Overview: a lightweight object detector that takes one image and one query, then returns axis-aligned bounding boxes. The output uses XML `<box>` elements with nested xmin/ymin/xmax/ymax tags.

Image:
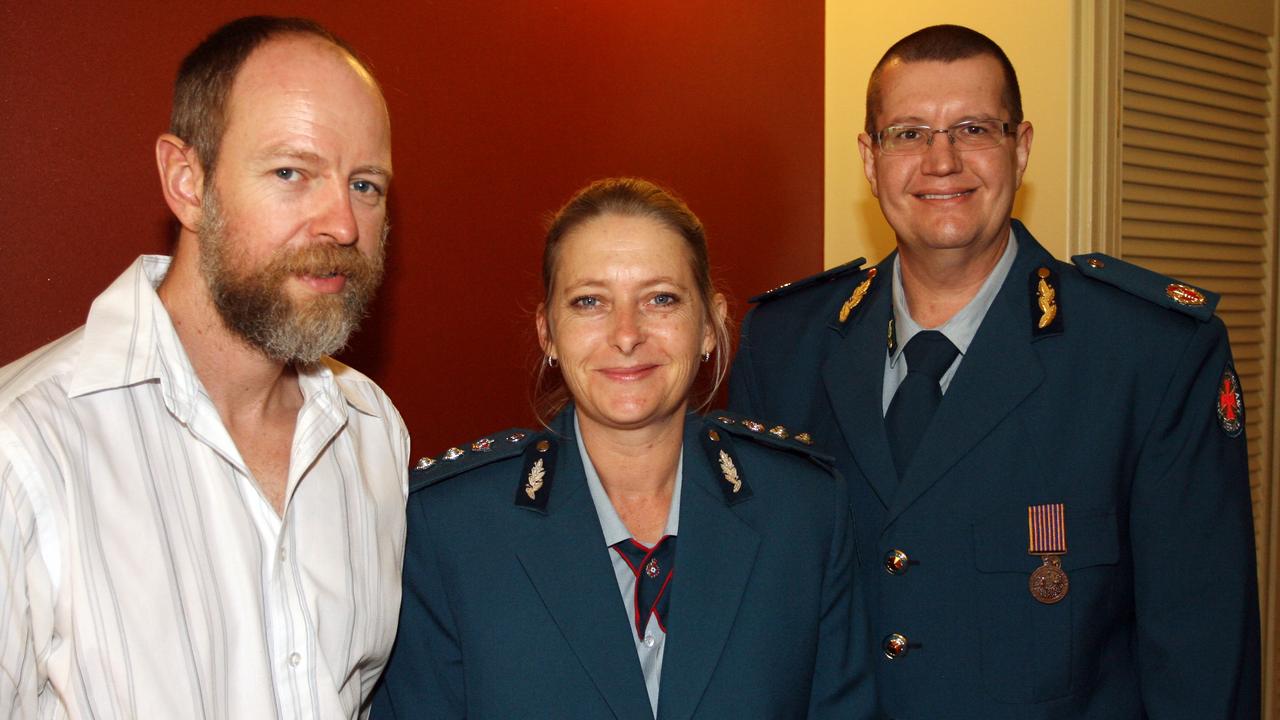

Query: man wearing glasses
<box><xmin>730</xmin><ymin>24</ymin><xmax>1258</xmax><ymax>718</ymax></box>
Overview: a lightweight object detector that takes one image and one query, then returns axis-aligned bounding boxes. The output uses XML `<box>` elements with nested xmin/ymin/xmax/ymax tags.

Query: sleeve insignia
<box><xmin>1217</xmin><ymin>365</ymin><xmax>1245</xmax><ymax>438</ymax></box>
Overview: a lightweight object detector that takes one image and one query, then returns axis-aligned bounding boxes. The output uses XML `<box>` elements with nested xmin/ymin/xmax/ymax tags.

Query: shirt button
<box><xmin>288</xmin><ymin>652</ymin><xmax>301</xmax><ymax>667</ymax></box>
<box><xmin>643</xmin><ymin>635</ymin><xmax>656</xmax><ymax>648</ymax></box>
<box><xmin>278</xmin><ymin>547</ymin><xmax>287</xmax><ymax>562</ymax></box>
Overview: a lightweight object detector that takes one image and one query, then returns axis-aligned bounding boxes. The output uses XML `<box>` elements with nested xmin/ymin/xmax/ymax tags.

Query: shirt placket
<box><xmin>271</xmin><ymin>385</ymin><xmax>346</xmax><ymax>719</ymax></box>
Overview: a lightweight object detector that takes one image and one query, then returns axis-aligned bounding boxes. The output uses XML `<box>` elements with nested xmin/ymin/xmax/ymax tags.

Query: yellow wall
<box><xmin>825</xmin><ymin>2</ymin><xmax>1075</xmax><ymax>267</ymax></box>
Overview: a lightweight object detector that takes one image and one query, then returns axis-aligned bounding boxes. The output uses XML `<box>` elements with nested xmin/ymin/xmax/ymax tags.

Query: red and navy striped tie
<box><xmin>612</xmin><ymin>536</ymin><xmax>676</xmax><ymax>639</ymax></box>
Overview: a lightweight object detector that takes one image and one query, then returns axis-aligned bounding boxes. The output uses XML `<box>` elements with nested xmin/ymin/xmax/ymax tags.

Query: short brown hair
<box><xmin>170</xmin><ymin>16</ymin><xmax>371</xmax><ymax>176</ymax></box>
<box><xmin>534</xmin><ymin>178</ymin><xmax>732</xmax><ymax>424</ymax></box>
<box><xmin>864</xmin><ymin>24</ymin><xmax>1022</xmax><ymax>136</ymax></box>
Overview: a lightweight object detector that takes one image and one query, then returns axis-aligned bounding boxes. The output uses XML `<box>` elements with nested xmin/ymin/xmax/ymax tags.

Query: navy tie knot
<box><xmin>903</xmin><ymin>330</ymin><xmax>959</xmax><ymax>381</ymax></box>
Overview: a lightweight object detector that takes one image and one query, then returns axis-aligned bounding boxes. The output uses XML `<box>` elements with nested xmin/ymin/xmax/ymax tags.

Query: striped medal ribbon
<box><xmin>1027</xmin><ymin>503</ymin><xmax>1069</xmax><ymax>604</ymax></box>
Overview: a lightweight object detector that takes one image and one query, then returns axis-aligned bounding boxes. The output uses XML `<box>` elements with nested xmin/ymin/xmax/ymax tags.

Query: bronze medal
<box><xmin>1029</xmin><ymin>556</ymin><xmax>1069</xmax><ymax>604</ymax></box>
<box><xmin>1027</xmin><ymin>503</ymin><xmax>1069</xmax><ymax>604</ymax></box>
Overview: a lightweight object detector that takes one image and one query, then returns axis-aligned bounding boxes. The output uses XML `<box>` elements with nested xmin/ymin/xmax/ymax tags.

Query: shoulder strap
<box><xmin>1072</xmin><ymin>253</ymin><xmax>1218</xmax><ymax>321</ymax></box>
<box><xmin>749</xmin><ymin>258</ymin><xmax>866</xmax><ymax>303</ymax></box>
<box><xmin>409</xmin><ymin>429</ymin><xmax>536</xmax><ymax>493</ymax></box>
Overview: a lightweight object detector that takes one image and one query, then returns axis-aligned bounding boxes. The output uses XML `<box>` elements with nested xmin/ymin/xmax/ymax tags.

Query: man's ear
<box><xmin>156</xmin><ymin>134</ymin><xmax>206</xmax><ymax>232</ymax></box>
<box><xmin>857</xmin><ymin>133</ymin><xmax>880</xmax><ymax>198</ymax></box>
<box><xmin>1013</xmin><ymin>121</ymin><xmax>1034</xmax><ymax>190</ymax></box>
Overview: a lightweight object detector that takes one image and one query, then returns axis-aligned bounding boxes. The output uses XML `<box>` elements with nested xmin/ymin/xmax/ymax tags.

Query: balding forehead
<box><xmin>236</xmin><ymin>35</ymin><xmax>387</xmax><ymax>108</ymax></box>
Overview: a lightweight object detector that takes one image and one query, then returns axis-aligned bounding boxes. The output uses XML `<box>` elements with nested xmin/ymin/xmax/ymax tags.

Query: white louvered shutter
<box><xmin>1121</xmin><ymin>0</ymin><xmax>1274</xmax><ymax>582</ymax></box>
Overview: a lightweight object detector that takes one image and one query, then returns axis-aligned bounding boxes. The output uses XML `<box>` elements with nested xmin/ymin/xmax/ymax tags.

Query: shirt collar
<box><xmin>575</xmin><ymin>413</ymin><xmax>682</xmax><ymax>547</ymax></box>
<box><xmin>69</xmin><ymin>255</ymin><xmax>201</xmax><ymax>420</ymax></box>
<box><xmin>304</xmin><ymin>359</ymin><xmax>384</xmax><ymax>418</ymax></box>
<box><xmin>68</xmin><ymin>255</ymin><xmax>381</xmax><ymax>422</ymax></box>
<box><xmin>889</xmin><ymin>229</ymin><xmax>1018</xmax><ymax>366</ymax></box>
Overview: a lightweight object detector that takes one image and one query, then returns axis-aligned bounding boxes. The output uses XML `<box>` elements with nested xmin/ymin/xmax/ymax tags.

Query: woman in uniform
<box><xmin>373</xmin><ymin>178</ymin><xmax>873</xmax><ymax>719</ymax></box>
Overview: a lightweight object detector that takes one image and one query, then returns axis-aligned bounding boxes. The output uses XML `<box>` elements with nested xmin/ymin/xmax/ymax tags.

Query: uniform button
<box><xmin>882</xmin><ymin>633</ymin><xmax>909</xmax><ymax>660</ymax></box>
<box><xmin>884</xmin><ymin>549</ymin><xmax>909</xmax><ymax>575</ymax></box>
<box><xmin>643</xmin><ymin>634</ymin><xmax>656</xmax><ymax>648</ymax></box>
<box><xmin>288</xmin><ymin>652</ymin><xmax>301</xmax><ymax>667</ymax></box>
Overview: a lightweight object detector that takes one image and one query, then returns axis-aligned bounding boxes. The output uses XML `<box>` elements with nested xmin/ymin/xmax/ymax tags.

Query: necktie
<box><xmin>885</xmin><ymin>330</ymin><xmax>959</xmax><ymax>479</ymax></box>
<box><xmin>612</xmin><ymin>536</ymin><xmax>676</xmax><ymax>639</ymax></box>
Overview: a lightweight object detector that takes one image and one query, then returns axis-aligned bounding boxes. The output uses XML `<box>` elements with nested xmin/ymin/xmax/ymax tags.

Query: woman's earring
<box><xmin>546</xmin><ymin>355</ymin><xmax>558</xmax><ymax>368</ymax></box>
<box><xmin>701</xmin><ymin>352</ymin><xmax>711</xmax><ymax>363</ymax></box>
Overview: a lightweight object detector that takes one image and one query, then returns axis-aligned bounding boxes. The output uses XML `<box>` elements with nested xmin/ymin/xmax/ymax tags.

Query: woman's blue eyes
<box><xmin>275</xmin><ymin>168</ymin><xmax>299</xmax><ymax>181</ymax></box>
<box><xmin>570</xmin><ymin>294</ymin><xmax>678</xmax><ymax>308</ymax></box>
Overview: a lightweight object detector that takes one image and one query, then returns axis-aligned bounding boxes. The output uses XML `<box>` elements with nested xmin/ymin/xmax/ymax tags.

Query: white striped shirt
<box><xmin>0</xmin><ymin>256</ymin><xmax>409</xmax><ymax>720</ymax></box>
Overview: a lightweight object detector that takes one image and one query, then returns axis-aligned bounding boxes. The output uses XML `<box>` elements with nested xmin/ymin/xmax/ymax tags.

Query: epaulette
<box><xmin>698</xmin><ymin>411</ymin><xmax>834</xmax><ymax>506</ymax></box>
<box><xmin>704</xmin><ymin>411</ymin><xmax>828</xmax><ymax>458</ymax></box>
<box><xmin>409</xmin><ymin>429</ymin><xmax>537</xmax><ymax>493</ymax></box>
<box><xmin>749</xmin><ymin>258</ymin><xmax>866</xmax><ymax>303</ymax></box>
<box><xmin>1072</xmin><ymin>253</ymin><xmax>1219</xmax><ymax>321</ymax></box>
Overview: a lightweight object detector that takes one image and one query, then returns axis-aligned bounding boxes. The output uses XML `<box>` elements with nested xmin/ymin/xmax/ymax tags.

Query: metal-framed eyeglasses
<box><xmin>873</xmin><ymin>120</ymin><xmax>1013</xmax><ymax>155</ymax></box>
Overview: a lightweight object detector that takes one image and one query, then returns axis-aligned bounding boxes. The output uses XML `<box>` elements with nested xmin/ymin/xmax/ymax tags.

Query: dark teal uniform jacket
<box><xmin>371</xmin><ymin>407</ymin><xmax>875</xmax><ymax>719</ymax></box>
<box><xmin>728</xmin><ymin>221</ymin><xmax>1259</xmax><ymax>719</ymax></box>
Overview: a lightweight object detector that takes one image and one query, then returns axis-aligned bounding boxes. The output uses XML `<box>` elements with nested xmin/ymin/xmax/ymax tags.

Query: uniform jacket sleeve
<box><xmin>806</xmin><ymin>470</ymin><xmax>876</xmax><ymax>718</ymax></box>
<box><xmin>1128</xmin><ymin>317</ymin><xmax>1259</xmax><ymax>718</ymax></box>
<box><xmin>370</xmin><ymin>495</ymin><xmax>466</xmax><ymax>719</ymax></box>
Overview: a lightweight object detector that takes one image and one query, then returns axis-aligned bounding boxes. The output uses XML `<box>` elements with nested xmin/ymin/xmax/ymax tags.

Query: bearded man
<box><xmin>0</xmin><ymin>16</ymin><xmax>408</xmax><ymax>718</ymax></box>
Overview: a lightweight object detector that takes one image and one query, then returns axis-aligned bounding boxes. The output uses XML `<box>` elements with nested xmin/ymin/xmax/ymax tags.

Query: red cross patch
<box><xmin>1217</xmin><ymin>365</ymin><xmax>1245</xmax><ymax>438</ymax></box>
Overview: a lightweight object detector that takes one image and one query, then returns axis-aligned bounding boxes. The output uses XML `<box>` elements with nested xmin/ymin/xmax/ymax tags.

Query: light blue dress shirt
<box><xmin>575</xmin><ymin>416</ymin><xmax>682</xmax><ymax>718</ymax></box>
<box><xmin>882</xmin><ymin>230</ymin><xmax>1019</xmax><ymax>414</ymax></box>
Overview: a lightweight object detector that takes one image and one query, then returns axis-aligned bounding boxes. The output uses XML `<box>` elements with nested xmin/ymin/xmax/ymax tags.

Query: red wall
<box><xmin>0</xmin><ymin>2</ymin><xmax>823</xmax><ymax>458</ymax></box>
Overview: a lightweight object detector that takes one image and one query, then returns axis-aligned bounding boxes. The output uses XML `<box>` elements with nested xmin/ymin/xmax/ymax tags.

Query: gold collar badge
<box><xmin>839</xmin><ymin>268</ymin><xmax>877</xmax><ymax>323</ymax></box>
<box><xmin>1036</xmin><ymin>267</ymin><xmax>1057</xmax><ymax>330</ymax></box>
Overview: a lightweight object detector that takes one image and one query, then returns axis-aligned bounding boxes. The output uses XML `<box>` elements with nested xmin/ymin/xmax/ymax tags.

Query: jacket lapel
<box><xmin>821</xmin><ymin>257</ymin><xmax>898</xmax><ymax>507</ymax></box>
<box><xmin>656</xmin><ymin>418</ymin><xmax>761</xmax><ymax>720</ymax></box>
<box><xmin>885</xmin><ymin>230</ymin><xmax>1050</xmax><ymax>525</ymax></box>
<box><xmin>514</xmin><ymin>413</ymin><xmax>654</xmax><ymax>720</ymax></box>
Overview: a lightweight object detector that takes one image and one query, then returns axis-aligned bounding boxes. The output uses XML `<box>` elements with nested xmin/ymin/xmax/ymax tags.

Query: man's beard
<box><xmin>197</xmin><ymin>189</ymin><xmax>388</xmax><ymax>365</ymax></box>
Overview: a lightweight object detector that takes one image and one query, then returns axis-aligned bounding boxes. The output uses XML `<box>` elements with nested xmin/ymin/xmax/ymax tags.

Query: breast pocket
<box><xmin>971</xmin><ymin>509</ymin><xmax>1119</xmax><ymax>703</ymax></box>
